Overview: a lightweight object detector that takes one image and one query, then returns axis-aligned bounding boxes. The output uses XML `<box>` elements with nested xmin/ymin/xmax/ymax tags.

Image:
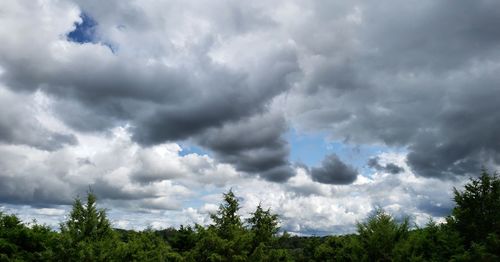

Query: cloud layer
<box><xmin>1</xmin><ymin>0</ymin><xmax>499</xmax><ymax>234</ymax></box>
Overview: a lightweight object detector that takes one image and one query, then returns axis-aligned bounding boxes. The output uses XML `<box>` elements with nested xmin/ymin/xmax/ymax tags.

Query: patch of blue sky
<box><xmin>286</xmin><ymin>129</ymin><xmax>330</xmax><ymax>167</ymax></box>
<box><xmin>67</xmin><ymin>12</ymin><xmax>118</xmax><ymax>53</ymax></box>
<box><xmin>178</xmin><ymin>141</ymin><xmax>210</xmax><ymax>157</ymax></box>
<box><xmin>67</xmin><ymin>12</ymin><xmax>97</xmax><ymax>44</ymax></box>
<box><xmin>287</xmin><ymin>128</ymin><xmax>406</xmax><ymax>177</ymax></box>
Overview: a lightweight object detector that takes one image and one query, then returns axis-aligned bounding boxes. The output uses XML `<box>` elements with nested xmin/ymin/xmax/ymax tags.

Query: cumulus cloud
<box><xmin>0</xmin><ymin>126</ymin><xmax>239</xmax><ymax>209</ymax></box>
<box><xmin>310</xmin><ymin>154</ymin><xmax>358</xmax><ymax>185</ymax></box>
<box><xmin>0</xmin><ymin>88</ymin><xmax>77</xmax><ymax>150</ymax></box>
<box><xmin>0</xmin><ymin>0</ymin><xmax>302</xmax><ymax>182</ymax></box>
<box><xmin>368</xmin><ymin>156</ymin><xmax>404</xmax><ymax>174</ymax></box>
<box><xmin>197</xmin><ymin>112</ymin><xmax>294</xmax><ymax>182</ymax></box>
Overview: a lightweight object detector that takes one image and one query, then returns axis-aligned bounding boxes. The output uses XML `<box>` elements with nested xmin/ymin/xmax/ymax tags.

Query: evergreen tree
<box><xmin>191</xmin><ymin>190</ymin><xmax>252</xmax><ymax>261</ymax></box>
<box><xmin>61</xmin><ymin>192</ymin><xmax>113</xmax><ymax>242</ymax></box>
<box><xmin>58</xmin><ymin>191</ymin><xmax>117</xmax><ymax>261</ymax></box>
<box><xmin>247</xmin><ymin>204</ymin><xmax>279</xmax><ymax>251</ymax></box>
<box><xmin>448</xmin><ymin>169</ymin><xmax>500</xmax><ymax>259</ymax></box>
<box><xmin>210</xmin><ymin>189</ymin><xmax>244</xmax><ymax>240</ymax></box>
<box><xmin>356</xmin><ymin>209</ymin><xmax>409</xmax><ymax>262</ymax></box>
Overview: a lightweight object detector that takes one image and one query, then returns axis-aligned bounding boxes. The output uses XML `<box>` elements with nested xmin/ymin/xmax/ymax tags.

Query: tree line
<box><xmin>1</xmin><ymin>170</ymin><xmax>499</xmax><ymax>261</ymax></box>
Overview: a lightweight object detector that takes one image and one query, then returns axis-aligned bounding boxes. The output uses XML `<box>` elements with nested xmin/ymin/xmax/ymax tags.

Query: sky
<box><xmin>1</xmin><ymin>0</ymin><xmax>500</xmax><ymax>235</ymax></box>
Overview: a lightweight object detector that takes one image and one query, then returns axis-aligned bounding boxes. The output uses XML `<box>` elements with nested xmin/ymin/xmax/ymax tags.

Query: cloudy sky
<box><xmin>1</xmin><ymin>0</ymin><xmax>499</xmax><ymax>235</ymax></box>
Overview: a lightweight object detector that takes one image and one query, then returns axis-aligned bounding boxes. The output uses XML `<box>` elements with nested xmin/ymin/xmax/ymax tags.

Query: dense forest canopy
<box><xmin>1</xmin><ymin>170</ymin><xmax>499</xmax><ymax>261</ymax></box>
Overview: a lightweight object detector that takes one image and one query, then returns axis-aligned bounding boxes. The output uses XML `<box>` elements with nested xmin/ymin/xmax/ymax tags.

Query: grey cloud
<box><xmin>0</xmin><ymin>139</ymin><xmax>192</xmax><ymax>208</ymax></box>
<box><xmin>288</xmin><ymin>0</ymin><xmax>500</xmax><ymax>179</ymax></box>
<box><xmin>0</xmin><ymin>0</ymin><xmax>302</xmax><ymax>183</ymax></box>
<box><xmin>197</xmin><ymin>112</ymin><xmax>294</xmax><ymax>182</ymax></box>
<box><xmin>0</xmin><ymin>88</ymin><xmax>77</xmax><ymax>150</ymax></box>
<box><xmin>368</xmin><ymin>157</ymin><xmax>404</xmax><ymax>174</ymax></box>
<box><xmin>130</xmin><ymin>47</ymin><xmax>298</xmax><ymax>144</ymax></box>
<box><xmin>361</xmin><ymin>0</ymin><xmax>500</xmax><ymax>73</ymax></box>
<box><xmin>0</xmin><ymin>148</ymin><xmax>74</xmax><ymax>206</ymax></box>
<box><xmin>0</xmin><ymin>1</ymin><xmax>299</xmax><ymax>157</ymax></box>
<box><xmin>90</xmin><ymin>179</ymin><xmax>155</xmax><ymax>201</ymax></box>
<box><xmin>0</xmin><ymin>180</ymin><xmax>73</xmax><ymax>207</ymax></box>
<box><xmin>417</xmin><ymin>200</ymin><xmax>453</xmax><ymax>218</ymax></box>
<box><xmin>310</xmin><ymin>154</ymin><xmax>358</xmax><ymax>185</ymax></box>
<box><xmin>385</xmin><ymin>163</ymin><xmax>404</xmax><ymax>175</ymax></box>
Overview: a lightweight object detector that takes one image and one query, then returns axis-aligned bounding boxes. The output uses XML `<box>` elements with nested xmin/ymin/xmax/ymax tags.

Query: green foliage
<box><xmin>448</xmin><ymin>169</ymin><xmax>500</xmax><ymax>259</ymax></box>
<box><xmin>0</xmin><ymin>213</ymin><xmax>56</xmax><ymax>261</ymax></box>
<box><xmin>60</xmin><ymin>192</ymin><xmax>114</xmax><ymax>242</ymax></box>
<box><xmin>57</xmin><ymin>191</ymin><xmax>117</xmax><ymax>261</ymax></box>
<box><xmin>115</xmin><ymin>229</ymin><xmax>182</xmax><ymax>262</ymax></box>
<box><xmin>449</xmin><ymin>170</ymin><xmax>500</xmax><ymax>244</ymax></box>
<box><xmin>210</xmin><ymin>189</ymin><xmax>244</xmax><ymax>240</ymax></box>
<box><xmin>247</xmin><ymin>203</ymin><xmax>279</xmax><ymax>252</ymax></box>
<box><xmin>189</xmin><ymin>222</ymin><xmax>252</xmax><ymax>261</ymax></box>
<box><xmin>393</xmin><ymin>220</ymin><xmax>464</xmax><ymax>261</ymax></box>
<box><xmin>356</xmin><ymin>209</ymin><xmax>410</xmax><ymax>262</ymax></box>
<box><xmin>313</xmin><ymin>235</ymin><xmax>361</xmax><ymax>262</ymax></box>
<box><xmin>188</xmin><ymin>190</ymin><xmax>254</xmax><ymax>261</ymax></box>
<box><xmin>162</xmin><ymin>225</ymin><xmax>197</xmax><ymax>253</ymax></box>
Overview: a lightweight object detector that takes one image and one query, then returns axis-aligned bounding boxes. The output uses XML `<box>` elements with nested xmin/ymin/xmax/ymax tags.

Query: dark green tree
<box><xmin>210</xmin><ymin>189</ymin><xmax>244</xmax><ymax>240</ymax></box>
<box><xmin>449</xmin><ymin>170</ymin><xmax>500</xmax><ymax>244</ymax></box>
<box><xmin>247</xmin><ymin>204</ymin><xmax>279</xmax><ymax>247</ymax></box>
<box><xmin>448</xmin><ymin>169</ymin><xmax>500</xmax><ymax>259</ymax></box>
<box><xmin>0</xmin><ymin>212</ymin><xmax>57</xmax><ymax>261</ymax></box>
<box><xmin>57</xmin><ymin>191</ymin><xmax>117</xmax><ymax>261</ymax></box>
<box><xmin>356</xmin><ymin>209</ymin><xmax>409</xmax><ymax>262</ymax></box>
<box><xmin>60</xmin><ymin>192</ymin><xmax>113</xmax><ymax>242</ymax></box>
<box><xmin>163</xmin><ymin>225</ymin><xmax>197</xmax><ymax>253</ymax></box>
<box><xmin>114</xmin><ymin>229</ymin><xmax>182</xmax><ymax>262</ymax></box>
<box><xmin>190</xmin><ymin>190</ymin><xmax>252</xmax><ymax>261</ymax></box>
<box><xmin>393</xmin><ymin>219</ymin><xmax>464</xmax><ymax>261</ymax></box>
<box><xmin>314</xmin><ymin>235</ymin><xmax>362</xmax><ymax>262</ymax></box>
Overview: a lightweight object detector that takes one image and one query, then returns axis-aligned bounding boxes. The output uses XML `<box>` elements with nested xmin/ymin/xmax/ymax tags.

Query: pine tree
<box><xmin>448</xmin><ymin>169</ymin><xmax>500</xmax><ymax>259</ymax></box>
<box><xmin>58</xmin><ymin>191</ymin><xmax>116</xmax><ymax>261</ymax></box>
<box><xmin>210</xmin><ymin>189</ymin><xmax>244</xmax><ymax>240</ymax></box>
<box><xmin>247</xmin><ymin>203</ymin><xmax>279</xmax><ymax>248</ymax></box>
<box><xmin>61</xmin><ymin>192</ymin><xmax>113</xmax><ymax>243</ymax></box>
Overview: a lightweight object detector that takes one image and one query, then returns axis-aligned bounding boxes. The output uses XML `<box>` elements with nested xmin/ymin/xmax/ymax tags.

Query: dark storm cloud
<box><xmin>367</xmin><ymin>157</ymin><xmax>404</xmax><ymax>175</ymax></box>
<box><xmin>131</xmin><ymin>53</ymin><xmax>297</xmax><ymax>144</ymax></box>
<box><xmin>310</xmin><ymin>154</ymin><xmax>358</xmax><ymax>185</ymax></box>
<box><xmin>197</xmin><ymin>113</ymin><xmax>294</xmax><ymax>182</ymax></box>
<box><xmin>290</xmin><ymin>0</ymin><xmax>500</xmax><ymax>179</ymax></box>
